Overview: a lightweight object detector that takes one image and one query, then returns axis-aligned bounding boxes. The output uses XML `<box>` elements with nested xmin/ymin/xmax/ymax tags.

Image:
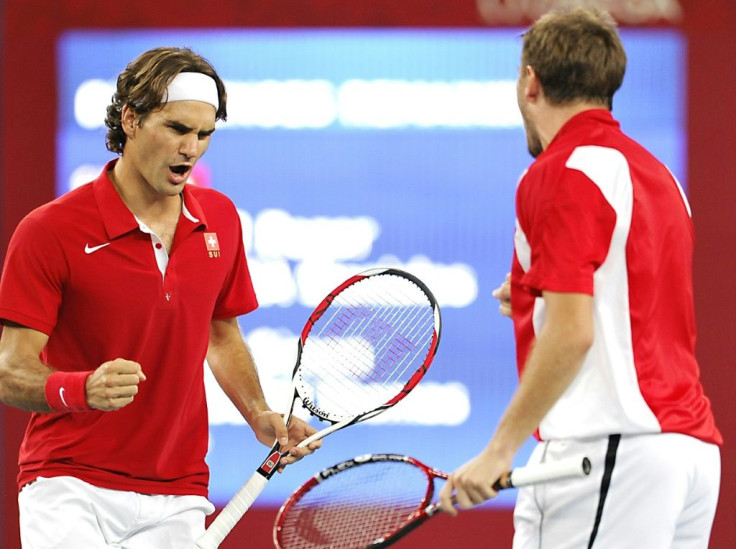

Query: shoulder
<box><xmin>186</xmin><ymin>185</ymin><xmax>238</xmax><ymax>213</ymax></box>
<box><xmin>19</xmin><ymin>183</ymin><xmax>96</xmax><ymax>234</ymax></box>
<box><xmin>184</xmin><ymin>185</ymin><xmax>243</xmax><ymax>240</ymax></box>
<box><xmin>519</xmin><ymin>146</ymin><xmax>574</xmax><ymax>197</ymax></box>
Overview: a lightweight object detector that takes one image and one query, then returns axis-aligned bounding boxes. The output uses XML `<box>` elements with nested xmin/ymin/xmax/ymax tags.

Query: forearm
<box><xmin>207</xmin><ymin>318</ymin><xmax>270</xmax><ymax>424</ymax></box>
<box><xmin>489</xmin><ymin>331</ymin><xmax>589</xmax><ymax>457</ymax></box>
<box><xmin>0</xmin><ymin>324</ymin><xmax>53</xmax><ymax>411</ymax></box>
<box><xmin>487</xmin><ymin>292</ymin><xmax>594</xmax><ymax>458</ymax></box>
<box><xmin>0</xmin><ymin>353</ymin><xmax>53</xmax><ymax>411</ymax></box>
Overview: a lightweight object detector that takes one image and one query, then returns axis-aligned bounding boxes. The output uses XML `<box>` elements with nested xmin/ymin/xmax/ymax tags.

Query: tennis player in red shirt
<box><xmin>439</xmin><ymin>8</ymin><xmax>721</xmax><ymax>548</ymax></box>
<box><xmin>0</xmin><ymin>47</ymin><xmax>320</xmax><ymax>548</ymax></box>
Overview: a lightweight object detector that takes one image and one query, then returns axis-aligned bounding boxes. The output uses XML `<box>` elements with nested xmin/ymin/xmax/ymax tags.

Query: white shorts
<box><xmin>18</xmin><ymin>476</ymin><xmax>215</xmax><ymax>549</ymax></box>
<box><xmin>513</xmin><ymin>433</ymin><xmax>720</xmax><ymax>549</ymax></box>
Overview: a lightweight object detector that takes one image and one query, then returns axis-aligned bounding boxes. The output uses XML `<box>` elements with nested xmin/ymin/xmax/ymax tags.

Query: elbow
<box><xmin>0</xmin><ymin>344</ymin><xmax>21</xmax><ymax>406</ymax></box>
<box><xmin>576</xmin><ymin>324</ymin><xmax>595</xmax><ymax>355</ymax></box>
<box><xmin>547</xmin><ymin>320</ymin><xmax>594</xmax><ymax>366</ymax></box>
<box><xmin>0</xmin><ymin>356</ymin><xmax>12</xmax><ymax>405</ymax></box>
<box><xmin>566</xmin><ymin>322</ymin><xmax>594</xmax><ymax>362</ymax></box>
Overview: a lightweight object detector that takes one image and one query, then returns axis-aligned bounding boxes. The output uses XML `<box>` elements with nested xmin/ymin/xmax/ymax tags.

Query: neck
<box><xmin>536</xmin><ymin>102</ymin><xmax>607</xmax><ymax>151</ymax></box>
<box><xmin>109</xmin><ymin>158</ymin><xmax>182</xmax><ymax>222</ymax></box>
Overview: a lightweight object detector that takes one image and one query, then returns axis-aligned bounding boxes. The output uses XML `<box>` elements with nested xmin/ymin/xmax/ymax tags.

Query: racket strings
<box><xmin>278</xmin><ymin>462</ymin><xmax>430</xmax><ymax>549</ymax></box>
<box><xmin>315</xmin><ymin>284</ymin><xmax>432</xmax><ymax>372</ymax></box>
<box><xmin>299</xmin><ymin>275</ymin><xmax>437</xmax><ymax>418</ymax></box>
<box><xmin>311</xmin><ymin>302</ymin><xmax>433</xmax><ymax>384</ymax></box>
<box><xmin>305</xmin><ymin>302</ymin><xmax>432</xmax><ymax>383</ymax></box>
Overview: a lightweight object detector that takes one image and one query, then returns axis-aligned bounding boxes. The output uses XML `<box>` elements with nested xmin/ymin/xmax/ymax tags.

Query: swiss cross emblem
<box><xmin>204</xmin><ymin>233</ymin><xmax>221</xmax><ymax>258</ymax></box>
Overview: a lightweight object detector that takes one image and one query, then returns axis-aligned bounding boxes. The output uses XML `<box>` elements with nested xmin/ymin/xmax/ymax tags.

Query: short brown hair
<box><xmin>105</xmin><ymin>47</ymin><xmax>228</xmax><ymax>154</ymax></box>
<box><xmin>522</xmin><ymin>8</ymin><xmax>626</xmax><ymax>109</ymax></box>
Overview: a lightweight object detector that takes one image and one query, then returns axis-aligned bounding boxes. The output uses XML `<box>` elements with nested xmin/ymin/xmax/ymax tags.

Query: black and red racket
<box><xmin>274</xmin><ymin>452</ymin><xmax>591</xmax><ymax>549</ymax></box>
<box><xmin>197</xmin><ymin>268</ymin><xmax>441</xmax><ymax>549</ymax></box>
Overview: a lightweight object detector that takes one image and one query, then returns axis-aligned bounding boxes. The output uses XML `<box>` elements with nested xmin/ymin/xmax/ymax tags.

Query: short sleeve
<box><xmin>211</xmin><ymin>205</ymin><xmax>258</xmax><ymax>319</ymax></box>
<box><xmin>0</xmin><ymin>215</ymin><xmax>68</xmax><ymax>334</ymax></box>
<box><xmin>521</xmin><ymin>167</ymin><xmax>616</xmax><ymax>295</ymax></box>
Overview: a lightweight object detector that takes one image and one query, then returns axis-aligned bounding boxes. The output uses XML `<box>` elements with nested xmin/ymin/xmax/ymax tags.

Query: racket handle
<box><xmin>495</xmin><ymin>455</ymin><xmax>591</xmax><ymax>490</ymax></box>
<box><xmin>196</xmin><ymin>473</ymin><xmax>269</xmax><ymax>549</ymax></box>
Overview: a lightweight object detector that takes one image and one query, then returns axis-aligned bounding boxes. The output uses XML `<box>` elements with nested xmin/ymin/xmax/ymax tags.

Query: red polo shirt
<box><xmin>0</xmin><ymin>161</ymin><xmax>258</xmax><ymax>496</ymax></box>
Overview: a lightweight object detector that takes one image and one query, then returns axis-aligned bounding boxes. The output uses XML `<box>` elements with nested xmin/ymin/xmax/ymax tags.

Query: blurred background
<box><xmin>1</xmin><ymin>1</ymin><xmax>734</xmax><ymax>547</ymax></box>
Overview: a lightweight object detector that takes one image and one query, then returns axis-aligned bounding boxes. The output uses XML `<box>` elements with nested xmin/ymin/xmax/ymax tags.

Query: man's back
<box><xmin>513</xmin><ymin>109</ymin><xmax>720</xmax><ymax>444</ymax></box>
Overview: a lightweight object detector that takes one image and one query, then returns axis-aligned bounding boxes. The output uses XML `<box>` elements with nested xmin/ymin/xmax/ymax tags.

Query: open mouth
<box><xmin>169</xmin><ymin>164</ymin><xmax>192</xmax><ymax>183</ymax></box>
<box><xmin>170</xmin><ymin>165</ymin><xmax>189</xmax><ymax>176</ymax></box>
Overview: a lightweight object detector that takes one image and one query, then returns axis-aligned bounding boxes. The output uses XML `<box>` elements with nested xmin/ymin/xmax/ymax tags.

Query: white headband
<box><xmin>163</xmin><ymin>72</ymin><xmax>219</xmax><ymax>110</ymax></box>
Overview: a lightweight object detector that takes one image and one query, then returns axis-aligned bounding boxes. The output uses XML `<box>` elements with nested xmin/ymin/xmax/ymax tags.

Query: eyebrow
<box><xmin>166</xmin><ymin>120</ymin><xmax>216</xmax><ymax>137</ymax></box>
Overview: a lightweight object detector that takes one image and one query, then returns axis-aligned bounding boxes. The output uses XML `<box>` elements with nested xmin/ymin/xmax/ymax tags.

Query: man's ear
<box><xmin>121</xmin><ymin>105</ymin><xmax>138</xmax><ymax>138</ymax></box>
<box><xmin>523</xmin><ymin>65</ymin><xmax>542</xmax><ymax>103</ymax></box>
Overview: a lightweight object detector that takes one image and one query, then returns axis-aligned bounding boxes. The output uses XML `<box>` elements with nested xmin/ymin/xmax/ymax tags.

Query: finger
<box><xmin>90</xmin><ymin>386</ymin><xmax>138</xmax><ymax>407</ymax></box>
<box><xmin>103</xmin><ymin>359</ymin><xmax>144</xmax><ymax>375</ymax></box>
<box><xmin>453</xmin><ymin>489</ymin><xmax>476</xmax><ymax>510</ymax></box>
<box><xmin>303</xmin><ymin>423</ymin><xmax>319</xmax><ymax>437</ymax></box>
<box><xmin>104</xmin><ymin>373</ymin><xmax>144</xmax><ymax>388</ymax></box>
<box><xmin>438</xmin><ymin>482</ymin><xmax>458</xmax><ymax>517</ymax></box>
<box><xmin>269</xmin><ymin>414</ymin><xmax>289</xmax><ymax>446</ymax></box>
<box><xmin>109</xmin><ymin>384</ymin><xmax>140</xmax><ymax>398</ymax></box>
<box><xmin>287</xmin><ymin>445</ymin><xmax>315</xmax><ymax>459</ymax></box>
<box><xmin>457</xmin><ymin>483</ymin><xmax>497</xmax><ymax>509</ymax></box>
<box><xmin>110</xmin><ymin>396</ymin><xmax>136</xmax><ymax>408</ymax></box>
<box><xmin>278</xmin><ymin>450</ymin><xmax>305</xmax><ymax>468</ymax></box>
<box><xmin>477</xmin><ymin>482</ymin><xmax>499</xmax><ymax>501</ymax></box>
<box><xmin>94</xmin><ymin>395</ymin><xmax>135</xmax><ymax>412</ymax></box>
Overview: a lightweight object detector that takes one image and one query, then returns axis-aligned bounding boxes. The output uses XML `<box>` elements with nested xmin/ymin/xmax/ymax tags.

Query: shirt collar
<box><xmin>93</xmin><ymin>160</ymin><xmax>139</xmax><ymax>240</ymax></box>
<box><xmin>181</xmin><ymin>184</ymin><xmax>208</xmax><ymax>229</ymax></box>
<box><xmin>543</xmin><ymin>109</ymin><xmax>620</xmax><ymax>155</ymax></box>
<box><xmin>93</xmin><ymin>159</ymin><xmax>208</xmax><ymax>240</ymax></box>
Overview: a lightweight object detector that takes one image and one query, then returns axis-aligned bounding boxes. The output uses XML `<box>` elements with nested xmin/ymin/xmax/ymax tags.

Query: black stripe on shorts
<box><xmin>588</xmin><ymin>434</ymin><xmax>621</xmax><ymax>548</ymax></box>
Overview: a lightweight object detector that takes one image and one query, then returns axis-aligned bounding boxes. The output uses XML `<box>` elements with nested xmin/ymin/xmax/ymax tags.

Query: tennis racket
<box><xmin>274</xmin><ymin>452</ymin><xmax>592</xmax><ymax>549</ymax></box>
<box><xmin>197</xmin><ymin>268</ymin><xmax>442</xmax><ymax>549</ymax></box>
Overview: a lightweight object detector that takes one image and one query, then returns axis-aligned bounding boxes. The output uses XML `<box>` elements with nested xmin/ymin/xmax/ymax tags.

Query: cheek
<box><xmin>197</xmin><ymin>138</ymin><xmax>211</xmax><ymax>157</ymax></box>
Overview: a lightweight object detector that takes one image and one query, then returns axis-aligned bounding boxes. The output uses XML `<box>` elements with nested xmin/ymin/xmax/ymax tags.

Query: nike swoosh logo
<box><xmin>59</xmin><ymin>387</ymin><xmax>69</xmax><ymax>409</ymax></box>
<box><xmin>85</xmin><ymin>242</ymin><xmax>110</xmax><ymax>254</ymax></box>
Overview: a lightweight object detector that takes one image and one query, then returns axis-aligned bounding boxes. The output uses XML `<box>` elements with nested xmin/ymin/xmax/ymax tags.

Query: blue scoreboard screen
<box><xmin>57</xmin><ymin>28</ymin><xmax>684</xmax><ymax>507</ymax></box>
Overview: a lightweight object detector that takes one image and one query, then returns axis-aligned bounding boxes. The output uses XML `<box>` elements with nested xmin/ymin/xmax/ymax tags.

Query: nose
<box><xmin>179</xmin><ymin>133</ymin><xmax>199</xmax><ymax>159</ymax></box>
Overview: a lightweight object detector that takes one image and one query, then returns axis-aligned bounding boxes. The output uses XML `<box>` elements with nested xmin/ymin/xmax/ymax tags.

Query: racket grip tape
<box><xmin>196</xmin><ymin>474</ymin><xmax>270</xmax><ymax>549</ymax></box>
<box><xmin>498</xmin><ymin>456</ymin><xmax>591</xmax><ymax>489</ymax></box>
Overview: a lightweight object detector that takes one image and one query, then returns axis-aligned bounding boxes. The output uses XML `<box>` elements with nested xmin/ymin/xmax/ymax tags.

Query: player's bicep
<box><xmin>206</xmin><ymin>317</ymin><xmax>255</xmax><ymax>378</ymax></box>
<box><xmin>208</xmin><ymin>316</ymin><xmax>241</xmax><ymax>349</ymax></box>
<box><xmin>0</xmin><ymin>322</ymin><xmax>50</xmax><ymax>362</ymax></box>
<box><xmin>540</xmin><ymin>291</ymin><xmax>595</xmax><ymax>346</ymax></box>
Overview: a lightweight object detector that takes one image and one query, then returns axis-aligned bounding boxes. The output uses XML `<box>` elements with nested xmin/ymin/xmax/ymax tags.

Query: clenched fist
<box><xmin>86</xmin><ymin>359</ymin><xmax>146</xmax><ymax>411</ymax></box>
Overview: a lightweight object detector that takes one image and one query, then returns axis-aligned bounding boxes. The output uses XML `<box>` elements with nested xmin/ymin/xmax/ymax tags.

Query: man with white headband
<box><xmin>0</xmin><ymin>46</ymin><xmax>321</xmax><ymax>548</ymax></box>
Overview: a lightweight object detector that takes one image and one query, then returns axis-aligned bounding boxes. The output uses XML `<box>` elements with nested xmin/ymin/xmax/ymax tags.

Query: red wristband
<box><xmin>44</xmin><ymin>371</ymin><xmax>93</xmax><ymax>412</ymax></box>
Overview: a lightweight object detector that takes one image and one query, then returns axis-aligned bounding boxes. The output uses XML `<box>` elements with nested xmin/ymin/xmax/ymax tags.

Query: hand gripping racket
<box><xmin>274</xmin><ymin>453</ymin><xmax>591</xmax><ymax>549</ymax></box>
<box><xmin>197</xmin><ymin>268</ymin><xmax>442</xmax><ymax>549</ymax></box>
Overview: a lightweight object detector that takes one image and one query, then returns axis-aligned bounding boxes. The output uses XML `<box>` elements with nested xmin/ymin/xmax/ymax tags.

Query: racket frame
<box><xmin>273</xmin><ymin>453</ymin><xmax>592</xmax><ymax>549</ymax></box>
